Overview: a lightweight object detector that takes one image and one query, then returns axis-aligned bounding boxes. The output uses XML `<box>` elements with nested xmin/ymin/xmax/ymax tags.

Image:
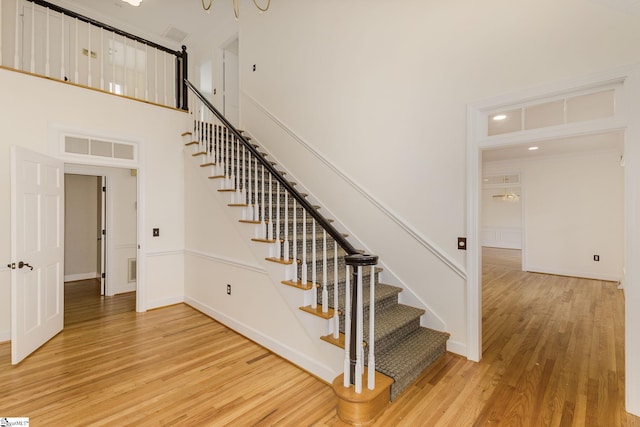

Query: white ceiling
<box><xmin>482</xmin><ymin>131</ymin><xmax>624</xmax><ymax>163</ymax></box>
<box><xmin>45</xmin><ymin>0</ymin><xmax>234</xmax><ymax>51</ymax></box>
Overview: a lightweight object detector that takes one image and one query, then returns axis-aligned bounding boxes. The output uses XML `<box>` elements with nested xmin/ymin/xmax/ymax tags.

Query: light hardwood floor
<box><xmin>1</xmin><ymin>254</ymin><xmax>639</xmax><ymax>426</ymax></box>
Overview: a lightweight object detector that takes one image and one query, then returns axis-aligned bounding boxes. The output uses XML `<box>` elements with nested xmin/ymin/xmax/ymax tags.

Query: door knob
<box><xmin>18</xmin><ymin>261</ymin><xmax>33</xmax><ymax>270</ymax></box>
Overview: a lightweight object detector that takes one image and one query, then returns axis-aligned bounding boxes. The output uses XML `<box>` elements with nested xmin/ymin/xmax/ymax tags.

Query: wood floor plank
<box><xmin>1</xmin><ymin>257</ymin><xmax>639</xmax><ymax>425</ymax></box>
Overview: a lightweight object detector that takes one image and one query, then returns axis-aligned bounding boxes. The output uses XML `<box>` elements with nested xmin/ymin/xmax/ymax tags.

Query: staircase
<box><xmin>182</xmin><ymin>83</ymin><xmax>450</xmax><ymax>404</ymax></box>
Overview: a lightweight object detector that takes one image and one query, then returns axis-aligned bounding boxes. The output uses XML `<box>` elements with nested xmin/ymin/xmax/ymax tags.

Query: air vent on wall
<box><xmin>128</xmin><ymin>258</ymin><xmax>137</xmax><ymax>283</ymax></box>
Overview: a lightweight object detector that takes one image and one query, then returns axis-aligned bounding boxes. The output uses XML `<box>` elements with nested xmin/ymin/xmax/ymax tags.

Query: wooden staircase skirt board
<box><xmin>333</xmin><ymin>369</ymin><xmax>394</xmax><ymax>425</ymax></box>
<box><xmin>300</xmin><ymin>305</ymin><xmax>335</xmax><ymax>319</ymax></box>
<box><xmin>265</xmin><ymin>257</ymin><xmax>295</xmax><ymax>265</ymax></box>
<box><xmin>281</xmin><ymin>279</ymin><xmax>315</xmax><ymax>291</ymax></box>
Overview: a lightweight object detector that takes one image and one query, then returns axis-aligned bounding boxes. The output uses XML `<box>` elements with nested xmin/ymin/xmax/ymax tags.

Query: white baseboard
<box><xmin>64</xmin><ymin>272</ymin><xmax>97</xmax><ymax>282</ymax></box>
<box><xmin>446</xmin><ymin>340</ymin><xmax>467</xmax><ymax>359</ymax></box>
<box><xmin>0</xmin><ymin>330</ymin><xmax>10</xmax><ymax>343</ymax></box>
<box><xmin>147</xmin><ymin>295</ymin><xmax>184</xmax><ymax>310</ymax></box>
<box><xmin>184</xmin><ymin>296</ymin><xmax>338</xmax><ymax>383</ymax></box>
<box><xmin>526</xmin><ymin>265</ymin><xmax>621</xmax><ymax>283</ymax></box>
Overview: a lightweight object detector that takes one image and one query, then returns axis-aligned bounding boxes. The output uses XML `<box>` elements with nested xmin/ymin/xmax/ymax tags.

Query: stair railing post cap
<box><xmin>344</xmin><ymin>253</ymin><xmax>378</xmax><ymax>266</ymax></box>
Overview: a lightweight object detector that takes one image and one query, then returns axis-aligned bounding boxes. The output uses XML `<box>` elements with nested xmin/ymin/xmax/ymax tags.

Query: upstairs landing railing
<box><xmin>0</xmin><ymin>0</ymin><xmax>188</xmax><ymax>109</ymax></box>
<box><xmin>185</xmin><ymin>79</ymin><xmax>379</xmax><ymax>394</ymax></box>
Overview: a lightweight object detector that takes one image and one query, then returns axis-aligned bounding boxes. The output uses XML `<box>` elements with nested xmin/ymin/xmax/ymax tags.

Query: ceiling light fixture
<box><xmin>121</xmin><ymin>0</ymin><xmax>142</xmax><ymax>6</ymax></box>
<box><xmin>528</xmin><ymin>146</ymin><xmax>539</xmax><ymax>151</ymax></box>
<box><xmin>492</xmin><ymin>114</ymin><xmax>507</xmax><ymax>121</ymax></box>
<box><xmin>202</xmin><ymin>0</ymin><xmax>270</xmax><ymax>18</ymax></box>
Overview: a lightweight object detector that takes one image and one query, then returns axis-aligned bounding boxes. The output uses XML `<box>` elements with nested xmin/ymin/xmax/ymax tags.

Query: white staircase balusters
<box><xmin>100</xmin><ymin>29</ymin><xmax>105</xmax><ymax>90</ymax></box>
<box><xmin>228</xmin><ymin>134</ymin><xmax>235</xmax><ymax>190</ymax></box>
<box><xmin>322</xmin><ymin>230</ymin><xmax>328</xmax><ymax>313</ymax></box>
<box><xmin>274</xmin><ymin>181</ymin><xmax>281</xmax><ymax>257</ymax></box>
<box><xmin>311</xmin><ymin>218</ymin><xmax>317</xmax><ymax>309</ymax></box>
<box><xmin>253</xmin><ymin>157</ymin><xmax>259</xmax><ymax>222</ymax></box>
<box><xmin>153</xmin><ymin>49</ymin><xmax>159</xmax><ymax>104</ymax></box>
<box><xmin>368</xmin><ymin>265</ymin><xmax>376</xmax><ymax>390</ymax></box>
<box><xmin>267</xmin><ymin>170</ymin><xmax>273</xmax><ymax>241</ymax></box>
<box><xmin>260</xmin><ymin>165</ymin><xmax>266</xmax><ymax>239</ymax></box>
<box><xmin>13</xmin><ymin>0</ymin><xmax>18</xmax><ymax>69</ymax></box>
<box><xmin>283</xmin><ymin>191</ymin><xmax>290</xmax><ymax>262</ymax></box>
<box><xmin>292</xmin><ymin>199</ymin><xmax>298</xmax><ymax>283</ymax></box>
<box><xmin>144</xmin><ymin>43</ymin><xmax>149</xmax><ymax>100</ymax></box>
<box><xmin>241</xmin><ymin>145</ymin><xmax>247</xmax><ymax>209</ymax></box>
<box><xmin>246</xmin><ymin>145</ymin><xmax>253</xmax><ymax>219</ymax></box>
<box><xmin>333</xmin><ymin>239</ymin><xmax>339</xmax><ymax>339</ymax></box>
<box><xmin>343</xmin><ymin>265</ymin><xmax>351</xmax><ymax>387</ymax></box>
<box><xmin>355</xmin><ymin>265</ymin><xmax>364</xmax><ymax>394</ymax></box>
<box><xmin>45</xmin><ymin>8</ymin><xmax>50</xmax><ymax>77</ymax></box>
<box><xmin>88</xmin><ymin>23</ymin><xmax>93</xmax><ymax>87</ymax></box>
<box><xmin>223</xmin><ymin>128</ymin><xmax>231</xmax><ymax>189</ymax></box>
<box><xmin>163</xmin><ymin>50</ymin><xmax>167</xmax><ymax>106</ymax></box>
<box><xmin>30</xmin><ymin>3</ymin><xmax>35</xmax><ymax>73</ymax></box>
<box><xmin>234</xmin><ymin>135</ymin><xmax>240</xmax><ymax>201</ymax></box>
<box><xmin>0</xmin><ymin>1</ymin><xmax>2</xmax><ymax>66</ymax></box>
<box><xmin>301</xmin><ymin>209</ymin><xmax>308</xmax><ymax>285</ymax></box>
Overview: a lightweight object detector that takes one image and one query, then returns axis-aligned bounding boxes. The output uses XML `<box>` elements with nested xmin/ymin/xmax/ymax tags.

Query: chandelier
<box><xmin>202</xmin><ymin>0</ymin><xmax>270</xmax><ymax>19</ymax></box>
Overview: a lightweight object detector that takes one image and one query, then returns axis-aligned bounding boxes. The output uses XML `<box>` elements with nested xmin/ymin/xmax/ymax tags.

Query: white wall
<box><xmin>64</xmin><ymin>174</ymin><xmax>99</xmax><ymax>281</ymax></box>
<box><xmin>231</xmin><ymin>0</ymin><xmax>640</xmax><ymax>356</ymax></box>
<box><xmin>484</xmin><ymin>150</ymin><xmax>624</xmax><ymax>281</ymax></box>
<box><xmin>0</xmin><ymin>68</ymin><xmax>187</xmax><ymax>340</ymax></box>
<box><xmin>183</xmin><ymin>156</ymin><xmax>343</xmax><ymax>382</ymax></box>
<box><xmin>481</xmin><ymin>183</ymin><xmax>522</xmax><ymax>249</ymax></box>
<box><xmin>525</xmin><ymin>151</ymin><xmax>624</xmax><ymax>281</ymax></box>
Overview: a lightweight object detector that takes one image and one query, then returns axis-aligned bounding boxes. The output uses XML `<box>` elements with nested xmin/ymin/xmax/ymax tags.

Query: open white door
<box><xmin>10</xmin><ymin>146</ymin><xmax>64</xmax><ymax>365</ymax></box>
<box><xmin>100</xmin><ymin>176</ymin><xmax>106</xmax><ymax>296</ymax></box>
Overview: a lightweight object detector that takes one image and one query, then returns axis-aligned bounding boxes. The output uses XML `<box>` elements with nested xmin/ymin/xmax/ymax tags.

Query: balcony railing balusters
<box><xmin>3</xmin><ymin>0</ymin><xmax>187</xmax><ymax>109</ymax></box>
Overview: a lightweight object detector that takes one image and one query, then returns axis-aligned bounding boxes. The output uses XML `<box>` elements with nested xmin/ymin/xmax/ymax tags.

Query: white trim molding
<box><xmin>184</xmin><ymin>249</ymin><xmax>268</xmax><ymax>275</ymax></box>
<box><xmin>64</xmin><ymin>272</ymin><xmax>98</xmax><ymax>282</ymax></box>
<box><xmin>468</xmin><ymin>63</ymin><xmax>640</xmax><ymax>415</ymax></box>
<box><xmin>242</xmin><ymin>92</ymin><xmax>466</xmax><ymax>280</ymax></box>
<box><xmin>185</xmin><ymin>296</ymin><xmax>338</xmax><ymax>383</ymax></box>
<box><xmin>0</xmin><ymin>330</ymin><xmax>10</xmax><ymax>343</ymax></box>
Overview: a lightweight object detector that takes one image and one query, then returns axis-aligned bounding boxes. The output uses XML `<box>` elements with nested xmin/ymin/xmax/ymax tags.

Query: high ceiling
<box><xmin>45</xmin><ymin>0</ymin><xmax>236</xmax><ymax>51</ymax></box>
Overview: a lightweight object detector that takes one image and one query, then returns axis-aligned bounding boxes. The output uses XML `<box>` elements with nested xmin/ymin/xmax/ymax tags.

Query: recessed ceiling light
<box><xmin>528</xmin><ymin>146</ymin><xmax>539</xmax><ymax>151</ymax></box>
<box><xmin>492</xmin><ymin>114</ymin><xmax>507</xmax><ymax>121</ymax></box>
<box><xmin>122</xmin><ymin>0</ymin><xmax>142</xmax><ymax>6</ymax></box>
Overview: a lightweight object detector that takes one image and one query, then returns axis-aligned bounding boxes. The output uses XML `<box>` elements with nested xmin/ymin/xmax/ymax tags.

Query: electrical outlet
<box><xmin>152</xmin><ymin>228</ymin><xmax>159</xmax><ymax>237</ymax></box>
<box><xmin>594</xmin><ymin>255</ymin><xmax>600</xmax><ymax>262</ymax></box>
<box><xmin>226</xmin><ymin>284</ymin><xmax>231</xmax><ymax>295</ymax></box>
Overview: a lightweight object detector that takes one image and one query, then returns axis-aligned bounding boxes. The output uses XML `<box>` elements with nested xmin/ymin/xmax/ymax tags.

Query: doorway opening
<box><xmin>222</xmin><ymin>36</ymin><xmax>239</xmax><ymax>127</ymax></box>
<box><xmin>63</xmin><ymin>166</ymin><xmax>138</xmax><ymax>325</ymax></box>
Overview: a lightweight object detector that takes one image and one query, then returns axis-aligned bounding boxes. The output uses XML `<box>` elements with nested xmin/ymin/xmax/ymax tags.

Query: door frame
<box><xmin>466</xmin><ymin>64</ymin><xmax>640</xmax><ymax>414</ymax></box>
<box><xmin>65</xmin><ymin>164</ymin><xmax>139</xmax><ymax>301</ymax></box>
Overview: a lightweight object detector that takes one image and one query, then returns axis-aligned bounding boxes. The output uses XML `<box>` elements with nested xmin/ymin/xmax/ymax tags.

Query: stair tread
<box><xmin>374</xmin><ymin>327</ymin><xmax>449</xmax><ymax>400</ymax></box>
